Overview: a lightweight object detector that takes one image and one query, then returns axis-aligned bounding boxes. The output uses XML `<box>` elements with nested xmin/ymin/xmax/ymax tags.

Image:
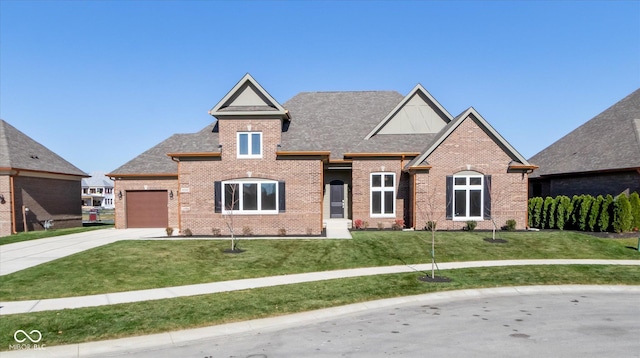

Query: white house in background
<box><xmin>81</xmin><ymin>172</ymin><xmax>115</xmax><ymax>209</ymax></box>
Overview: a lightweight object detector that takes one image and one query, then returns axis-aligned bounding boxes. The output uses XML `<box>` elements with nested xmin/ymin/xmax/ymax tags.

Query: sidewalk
<box><xmin>2</xmin><ymin>259</ymin><xmax>639</xmax><ymax>315</ymax></box>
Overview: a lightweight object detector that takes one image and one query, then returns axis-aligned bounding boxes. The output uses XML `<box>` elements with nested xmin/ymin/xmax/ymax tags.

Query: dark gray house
<box><xmin>529</xmin><ymin>88</ymin><xmax>640</xmax><ymax>197</ymax></box>
<box><xmin>0</xmin><ymin>119</ymin><xmax>88</xmax><ymax>236</ymax></box>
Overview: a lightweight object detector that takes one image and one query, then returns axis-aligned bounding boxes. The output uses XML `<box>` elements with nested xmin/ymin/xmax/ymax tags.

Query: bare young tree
<box><xmin>416</xmin><ymin>179</ymin><xmax>447</xmax><ymax>279</ymax></box>
<box><xmin>222</xmin><ymin>183</ymin><xmax>241</xmax><ymax>252</ymax></box>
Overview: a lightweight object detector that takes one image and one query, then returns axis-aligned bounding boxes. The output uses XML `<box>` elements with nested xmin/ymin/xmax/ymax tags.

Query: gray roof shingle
<box><xmin>529</xmin><ymin>88</ymin><xmax>640</xmax><ymax>178</ymax></box>
<box><xmin>280</xmin><ymin>91</ymin><xmax>412</xmax><ymax>158</ymax></box>
<box><xmin>109</xmin><ymin>122</ymin><xmax>219</xmax><ymax>175</ymax></box>
<box><xmin>0</xmin><ymin>119</ymin><xmax>87</xmax><ymax>176</ymax></box>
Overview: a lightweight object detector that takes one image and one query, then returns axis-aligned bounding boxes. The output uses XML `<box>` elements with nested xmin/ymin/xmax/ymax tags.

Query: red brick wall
<box><xmin>12</xmin><ymin>176</ymin><xmax>83</xmax><ymax>232</ymax></box>
<box><xmin>178</xmin><ymin>119</ymin><xmax>323</xmax><ymax>236</ymax></box>
<box><xmin>113</xmin><ymin>178</ymin><xmax>179</xmax><ymax>229</ymax></box>
<box><xmin>414</xmin><ymin>116</ymin><xmax>529</xmax><ymax>230</ymax></box>
<box><xmin>351</xmin><ymin>159</ymin><xmax>410</xmax><ymax>229</ymax></box>
<box><xmin>0</xmin><ymin>175</ymin><xmax>12</xmax><ymax>237</ymax></box>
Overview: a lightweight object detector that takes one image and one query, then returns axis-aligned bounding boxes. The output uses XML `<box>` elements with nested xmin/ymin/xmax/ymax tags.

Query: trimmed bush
<box><xmin>613</xmin><ymin>194</ymin><xmax>633</xmax><ymax>233</ymax></box>
<box><xmin>542</xmin><ymin>197</ymin><xmax>554</xmax><ymax>229</ymax></box>
<box><xmin>598</xmin><ymin>195</ymin><xmax>614</xmax><ymax>232</ymax></box>
<box><xmin>578</xmin><ymin>195</ymin><xmax>593</xmax><ymax>231</ymax></box>
<box><xmin>587</xmin><ymin>195</ymin><xmax>600</xmax><ymax>232</ymax></box>
<box><xmin>530</xmin><ymin>197</ymin><xmax>544</xmax><ymax>228</ymax></box>
<box><xmin>555</xmin><ymin>195</ymin><xmax>571</xmax><ymax>230</ymax></box>
<box><xmin>569</xmin><ymin>195</ymin><xmax>581</xmax><ymax>229</ymax></box>
<box><xmin>465</xmin><ymin>220</ymin><xmax>477</xmax><ymax>231</ymax></box>
<box><xmin>630</xmin><ymin>192</ymin><xmax>640</xmax><ymax>230</ymax></box>
<box><xmin>505</xmin><ymin>219</ymin><xmax>517</xmax><ymax>231</ymax></box>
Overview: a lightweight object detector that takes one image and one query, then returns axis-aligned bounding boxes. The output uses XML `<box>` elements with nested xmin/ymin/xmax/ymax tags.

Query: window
<box><xmin>370</xmin><ymin>173</ymin><xmax>395</xmax><ymax>217</ymax></box>
<box><xmin>221</xmin><ymin>180</ymin><xmax>278</xmax><ymax>214</ymax></box>
<box><xmin>451</xmin><ymin>174</ymin><xmax>486</xmax><ymax>220</ymax></box>
<box><xmin>237</xmin><ymin>132</ymin><xmax>262</xmax><ymax>158</ymax></box>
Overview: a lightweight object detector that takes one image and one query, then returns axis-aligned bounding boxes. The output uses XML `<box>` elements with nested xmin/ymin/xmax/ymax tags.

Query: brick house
<box><xmin>529</xmin><ymin>88</ymin><xmax>640</xmax><ymax>197</ymax></box>
<box><xmin>0</xmin><ymin>119</ymin><xmax>88</xmax><ymax>236</ymax></box>
<box><xmin>108</xmin><ymin>74</ymin><xmax>535</xmax><ymax>235</ymax></box>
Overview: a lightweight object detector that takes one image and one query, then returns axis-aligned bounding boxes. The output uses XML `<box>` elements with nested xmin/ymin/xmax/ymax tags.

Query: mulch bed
<box><xmin>418</xmin><ymin>275</ymin><xmax>452</xmax><ymax>283</ymax></box>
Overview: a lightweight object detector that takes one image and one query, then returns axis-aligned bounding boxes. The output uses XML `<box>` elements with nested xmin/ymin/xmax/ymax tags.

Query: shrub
<box><xmin>613</xmin><ymin>194</ymin><xmax>633</xmax><ymax>233</ymax></box>
<box><xmin>377</xmin><ymin>222</ymin><xmax>385</xmax><ymax>230</ymax></box>
<box><xmin>362</xmin><ymin>221</ymin><xmax>369</xmax><ymax>229</ymax></box>
<box><xmin>588</xmin><ymin>195</ymin><xmax>601</xmax><ymax>232</ymax></box>
<box><xmin>242</xmin><ymin>226</ymin><xmax>253</xmax><ymax>236</ymax></box>
<box><xmin>569</xmin><ymin>195</ymin><xmax>581</xmax><ymax>229</ymax></box>
<box><xmin>505</xmin><ymin>219</ymin><xmax>516</xmax><ymax>231</ymax></box>
<box><xmin>392</xmin><ymin>219</ymin><xmax>404</xmax><ymax>230</ymax></box>
<box><xmin>464</xmin><ymin>220</ymin><xmax>477</xmax><ymax>231</ymax></box>
<box><xmin>555</xmin><ymin>195</ymin><xmax>571</xmax><ymax>230</ymax></box>
<box><xmin>165</xmin><ymin>227</ymin><xmax>174</xmax><ymax>236</ymax></box>
<box><xmin>630</xmin><ymin>192</ymin><xmax>640</xmax><ymax>230</ymax></box>
<box><xmin>528</xmin><ymin>199</ymin><xmax>536</xmax><ymax>228</ymax></box>
<box><xmin>542</xmin><ymin>197</ymin><xmax>554</xmax><ymax>229</ymax></box>
<box><xmin>306</xmin><ymin>227</ymin><xmax>313</xmax><ymax>235</ymax></box>
<box><xmin>211</xmin><ymin>228</ymin><xmax>221</xmax><ymax>236</ymax></box>
<box><xmin>531</xmin><ymin>197</ymin><xmax>544</xmax><ymax>228</ymax></box>
<box><xmin>354</xmin><ymin>219</ymin><xmax>364</xmax><ymax>230</ymax></box>
<box><xmin>598</xmin><ymin>195</ymin><xmax>614</xmax><ymax>232</ymax></box>
<box><xmin>183</xmin><ymin>228</ymin><xmax>193</xmax><ymax>237</ymax></box>
<box><xmin>425</xmin><ymin>221</ymin><xmax>437</xmax><ymax>231</ymax></box>
<box><xmin>278</xmin><ymin>228</ymin><xmax>287</xmax><ymax>236</ymax></box>
<box><xmin>578</xmin><ymin>195</ymin><xmax>593</xmax><ymax>231</ymax></box>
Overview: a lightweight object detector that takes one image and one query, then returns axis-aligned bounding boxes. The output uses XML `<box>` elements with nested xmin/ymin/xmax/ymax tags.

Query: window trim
<box><xmin>370</xmin><ymin>172</ymin><xmax>396</xmax><ymax>218</ymax></box>
<box><xmin>221</xmin><ymin>179</ymin><xmax>278</xmax><ymax>215</ymax></box>
<box><xmin>452</xmin><ymin>173</ymin><xmax>484</xmax><ymax>221</ymax></box>
<box><xmin>237</xmin><ymin>132</ymin><xmax>263</xmax><ymax>159</ymax></box>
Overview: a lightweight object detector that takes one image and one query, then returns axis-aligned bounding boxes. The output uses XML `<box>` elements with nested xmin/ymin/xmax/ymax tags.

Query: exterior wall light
<box><xmin>169</xmin><ymin>190</ymin><xmax>174</xmax><ymax>200</ymax></box>
<box><xmin>0</xmin><ymin>194</ymin><xmax>5</xmax><ymax>204</ymax></box>
<box><xmin>118</xmin><ymin>191</ymin><xmax>123</xmax><ymax>200</ymax></box>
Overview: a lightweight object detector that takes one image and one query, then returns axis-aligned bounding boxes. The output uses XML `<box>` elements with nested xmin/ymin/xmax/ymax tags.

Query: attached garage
<box><xmin>125</xmin><ymin>190</ymin><xmax>168</xmax><ymax>228</ymax></box>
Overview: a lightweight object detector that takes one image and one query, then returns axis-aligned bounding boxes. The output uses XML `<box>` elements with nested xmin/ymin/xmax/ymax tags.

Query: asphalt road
<box><xmin>98</xmin><ymin>291</ymin><xmax>640</xmax><ymax>358</ymax></box>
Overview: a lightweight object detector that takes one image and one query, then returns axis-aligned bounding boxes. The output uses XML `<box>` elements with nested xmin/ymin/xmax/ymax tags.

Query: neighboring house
<box><xmin>81</xmin><ymin>172</ymin><xmax>115</xmax><ymax>209</ymax></box>
<box><xmin>0</xmin><ymin>119</ymin><xmax>88</xmax><ymax>236</ymax></box>
<box><xmin>529</xmin><ymin>89</ymin><xmax>640</xmax><ymax>198</ymax></box>
<box><xmin>108</xmin><ymin>74</ymin><xmax>535</xmax><ymax>234</ymax></box>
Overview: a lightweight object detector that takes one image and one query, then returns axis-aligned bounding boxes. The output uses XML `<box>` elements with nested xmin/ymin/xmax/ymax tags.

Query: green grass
<box><xmin>1</xmin><ymin>265</ymin><xmax>639</xmax><ymax>349</ymax></box>
<box><xmin>0</xmin><ymin>225</ymin><xmax>114</xmax><ymax>246</ymax></box>
<box><xmin>1</xmin><ymin>231</ymin><xmax>638</xmax><ymax>300</ymax></box>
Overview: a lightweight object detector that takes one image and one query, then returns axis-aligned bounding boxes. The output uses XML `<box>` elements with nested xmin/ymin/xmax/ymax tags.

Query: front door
<box><xmin>330</xmin><ymin>181</ymin><xmax>344</xmax><ymax>218</ymax></box>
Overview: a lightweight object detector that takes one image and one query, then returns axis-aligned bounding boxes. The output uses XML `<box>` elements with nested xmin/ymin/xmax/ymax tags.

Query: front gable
<box><xmin>209</xmin><ymin>73</ymin><xmax>289</xmax><ymax>120</ymax></box>
<box><xmin>365</xmin><ymin>84</ymin><xmax>452</xmax><ymax>139</ymax></box>
<box><xmin>407</xmin><ymin>108</ymin><xmax>535</xmax><ymax>172</ymax></box>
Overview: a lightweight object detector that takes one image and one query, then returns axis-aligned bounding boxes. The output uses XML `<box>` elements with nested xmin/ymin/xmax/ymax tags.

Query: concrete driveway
<box><xmin>0</xmin><ymin>228</ymin><xmax>164</xmax><ymax>275</ymax></box>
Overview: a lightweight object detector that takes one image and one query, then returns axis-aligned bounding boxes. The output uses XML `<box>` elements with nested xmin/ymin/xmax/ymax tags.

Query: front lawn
<box><xmin>1</xmin><ymin>265</ymin><xmax>640</xmax><ymax>349</ymax></box>
<box><xmin>1</xmin><ymin>231</ymin><xmax>638</xmax><ymax>301</ymax></box>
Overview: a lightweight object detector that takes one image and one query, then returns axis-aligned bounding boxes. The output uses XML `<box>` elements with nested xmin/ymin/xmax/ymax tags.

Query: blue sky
<box><xmin>1</xmin><ymin>1</ymin><xmax>638</xmax><ymax>175</ymax></box>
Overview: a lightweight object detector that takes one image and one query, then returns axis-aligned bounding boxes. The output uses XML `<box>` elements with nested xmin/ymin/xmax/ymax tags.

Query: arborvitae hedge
<box><xmin>528</xmin><ymin>192</ymin><xmax>638</xmax><ymax>233</ymax></box>
<box><xmin>613</xmin><ymin>194</ymin><xmax>633</xmax><ymax>233</ymax></box>
<box><xmin>630</xmin><ymin>192</ymin><xmax>640</xmax><ymax>230</ymax></box>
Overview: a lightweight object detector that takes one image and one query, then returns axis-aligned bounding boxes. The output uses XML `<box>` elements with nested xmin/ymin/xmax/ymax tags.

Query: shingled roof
<box><xmin>0</xmin><ymin>119</ymin><xmax>87</xmax><ymax>177</ymax></box>
<box><xmin>109</xmin><ymin>122</ymin><xmax>219</xmax><ymax>176</ymax></box>
<box><xmin>529</xmin><ymin>88</ymin><xmax>640</xmax><ymax>178</ymax></box>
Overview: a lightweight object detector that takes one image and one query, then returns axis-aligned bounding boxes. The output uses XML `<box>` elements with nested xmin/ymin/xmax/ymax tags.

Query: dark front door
<box><xmin>330</xmin><ymin>181</ymin><xmax>344</xmax><ymax>218</ymax></box>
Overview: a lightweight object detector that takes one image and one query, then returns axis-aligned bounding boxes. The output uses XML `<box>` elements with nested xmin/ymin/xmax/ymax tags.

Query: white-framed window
<box><xmin>237</xmin><ymin>132</ymin><xmax>262</xmax><ymax>158</ymax></box>
<box><xmin>452</xmin><ymin>174</ymin><xmax>484</xmax><ymax>220</ymax></box>
<box><xmin>370</xmin><ymin>173</ymin><xmax>395</xmax><ymax>217</ymax></box>
<box><xmin>222</xmin><ymin>179</ymin><xmax>278</xmax><ymax>214</ymax></box>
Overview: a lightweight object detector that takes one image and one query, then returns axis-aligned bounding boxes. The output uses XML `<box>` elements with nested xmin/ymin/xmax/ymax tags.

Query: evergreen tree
<box><xmin>629</xmin><ymin>192</ymin><xmax>640</xmax><ymax>230</ymax></box>
<box><xmin>578</xmin><ymin>195</ymin><xmax>593</xmax><ymax>231</ymax></box>
<box><xmin>542</xmin><ymin>196</ymin><xmax>554</xmax><ymax>229</ymax></box>
<box><xmin>598</xmin><ymin>195</ymin><xmax>614</xmax><ymax>232</ymax></box>
<box><xmin>588</xmin><ymin>195</ymin><xmax>601</xmax><ymax>231</ymax></box>
<box><xmin>613</xmin><ymin>194</ymin><xmax>633</xmax><ymax>233</ymax></box>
